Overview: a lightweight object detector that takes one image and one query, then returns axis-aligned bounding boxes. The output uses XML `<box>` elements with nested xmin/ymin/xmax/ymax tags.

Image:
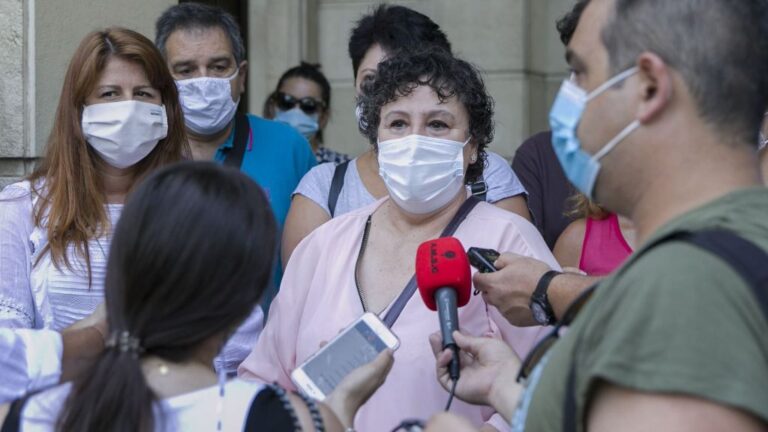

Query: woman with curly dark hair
<box><xmin>240</xmin><ymin>47</ymin><xmax>557</xmax><ymax>432</ymax></box>
<box><xmin>281</xmin><ymin>5</ymin><xmax>531</xmax><ymax>268</ymax></box>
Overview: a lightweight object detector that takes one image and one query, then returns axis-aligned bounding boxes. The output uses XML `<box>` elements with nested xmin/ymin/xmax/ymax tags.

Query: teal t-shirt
<box><xmin>214</xmin><ymin>113</ymin><xmax>316</xmax><ymax>312</ymax></box>
<box><xmin>214</xmin><ymin>113</ymin><xmax>316</xmax><ymax>228</ymax></box>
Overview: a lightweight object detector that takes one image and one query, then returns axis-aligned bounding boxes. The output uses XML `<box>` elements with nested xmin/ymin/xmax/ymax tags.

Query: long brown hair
<box><xmin>28</xmin><ymin>28</ymin><xmax>188</xmax><ymax>278</ymax></box>
<box><xmin>566</xmin><ymin>192</ymin><xmax>609</xmax><ymax>220</ymax></box>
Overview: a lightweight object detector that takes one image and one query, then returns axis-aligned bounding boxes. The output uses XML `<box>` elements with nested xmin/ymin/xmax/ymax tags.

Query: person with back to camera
<box><xmin>426</xmin><ymin>0</ymin><xmax>768</xmax><ymax>430</ymax></box>
<box><xmin>0</xmin><ymin>27</ymin><xmax>187</xmax><ymax>373</ymax></box>
<box><xmin>263</xmin><ymin>62</ymin><xmax>351</xmax><ymax>164</ymax></box>
<box><xmin>1</xmin><ymin>162</ymin><xmax>392</xmax><ymax>432</ymax></box>
<box><xmin>281</xmin><ymin>4</ymin><xmax>532</xmax><ymax>268</ymax></box>
<box><xmin>239</xmin><ymin>47</ymin><xmax>557</xmax><ymax>432</ymax></box>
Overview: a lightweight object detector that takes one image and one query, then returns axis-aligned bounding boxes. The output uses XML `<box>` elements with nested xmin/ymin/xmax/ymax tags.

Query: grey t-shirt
<box><xmin>294</xmin><ymin>151</ymin><xmax>527</xmax><ymax>217</ymax></box>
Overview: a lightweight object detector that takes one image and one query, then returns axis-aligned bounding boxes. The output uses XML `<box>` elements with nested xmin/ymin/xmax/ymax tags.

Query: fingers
<box><xmin>366</xmin><ymin>349</ymin><xmax>394</xmax><ymax>390</ymax></box>
<box><xmin>358</xmin><ymin>349</ymin><xmax>394</xmax><ymax>386</ymax></box>
<box><xmin>373</xmin><ymin>349</ymin><xmax>394</xmax><ymax>377</ymax></box>
<box><xmin>436</xmin><ymin>348</ymin><xmax>453</xmax><ymax>369</ymax></box>
<box><xmin>472</xmin><ymin>271</ymin><xmax>500</xmax><ymax>296</ymax></box>
<box><xmin>451</xmin><ymin>331</ymin><xmax>485</xmax><ymax>355</ymax></box>
<box><xmin>429</xmin><ymin>332</ymin><xmax>443</xmax><ymax>357</ymax></box>
<box><xmin>424</xmin><ymin>413</ymin><xmax>479</xmax><ymax>432</ymax></box>
<box><xmin>492</xmin><ymin>252</ymin><xmax>527</xmax><ymax>270</ymax></box>
<box><xmin>562</xmin><ymin>266</ymin><xmax>587</xmax><ymax>275</ymax></box>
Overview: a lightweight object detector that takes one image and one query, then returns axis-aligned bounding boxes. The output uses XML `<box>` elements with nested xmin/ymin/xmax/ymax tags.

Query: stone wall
<box><xmin>247</xmin><ymin>0</ymin><xmax>574</xmax><ymax>160</ymax></box>
<box><xmin>0</xmin><ymin>0</ymin><xmax>174</xmax><ymax>188</ymax></box>
<box><xmin>0</xmin><ymin>0</ymin><xmax>27</xmax><ymax>188</ymax></box>
<box><xmin>0</xmin><ymin>0</ymin><xmax>573</xmax><ymax>187</ymax></box>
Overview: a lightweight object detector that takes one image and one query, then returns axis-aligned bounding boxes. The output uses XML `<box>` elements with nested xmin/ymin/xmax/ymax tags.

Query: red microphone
<box><xmin>416</xmin><ymin>237</ymin><xmax>471</xmax><ymax>381</ymax></box>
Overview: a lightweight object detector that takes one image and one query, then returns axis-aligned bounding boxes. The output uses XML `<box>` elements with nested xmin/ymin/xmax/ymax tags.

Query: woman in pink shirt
<box><xmin>553</xmin><ymin>194</ymin><xmax>635</xmax><ymax>276</ymax></box>
<box><xmin>239</xmin><ymin>48</ymin><xmax>558</xmax><ymax>432</ymax></box>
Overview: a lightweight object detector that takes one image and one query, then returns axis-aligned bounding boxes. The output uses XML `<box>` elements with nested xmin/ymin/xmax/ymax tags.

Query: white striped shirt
<box><xmin>0</xmin><ymin>181</ymin><xmax>263</xmax><ymax>375</ymax></box>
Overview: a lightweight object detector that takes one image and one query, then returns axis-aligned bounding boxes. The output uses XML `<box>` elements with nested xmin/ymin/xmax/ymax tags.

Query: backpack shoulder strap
<box><xmin>223</xmin><ymin>112</ymin><xmax>250</xmax><ymax>168</ymax></box>
<box><xmin>327</xmin><ymin>160</ymin><xmax>350</xmax><ymax>217</ymax></box>
<box><xmin>243</xmin><ymin>385</ymin><xmax>298</xmax><ymax>431</ymax></box>
<box><xmin>0</xmin><ymin>396</ymin><xmax>30</xmax><ymax>432</ymax></box>
<box><xmin>563</xmin><ymin>228</ymin><xmax>768</xmax><ymax>432</ymax></box>
<box><xmin>673</xmin><ymin>229</ymin><xmax>768</xmax><ymax>317</ymax></box>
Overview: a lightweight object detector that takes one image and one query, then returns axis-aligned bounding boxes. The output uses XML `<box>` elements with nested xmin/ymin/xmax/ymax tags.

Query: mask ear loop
<box><xmin>585</xmin><ymin>66</ymin><xmax>641</xmax><ymax>161</ymax></box>
<box><xmin>585</xmin><ymin>67</ymin><xmax>638</xmax><ymax>102</ymax></box>
<box><xmin>593</xmin><ymin>120</ymin><xmax>641</xmax><ymax>161</ymax></box>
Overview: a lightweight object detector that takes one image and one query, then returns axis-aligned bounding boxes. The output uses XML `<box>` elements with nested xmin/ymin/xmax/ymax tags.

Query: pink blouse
<box><xmin>239</xmin><ymin>198</ymin><xmax>559</xmax><ymax>432</ymax></box>
<box><xmin>579</xmin><ymin>213</ymin><xmax>633</xmax><ymax>276</ymax></box>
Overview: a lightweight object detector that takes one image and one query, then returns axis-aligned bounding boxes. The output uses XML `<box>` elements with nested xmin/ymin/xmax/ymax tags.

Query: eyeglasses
<box><xmin>272</xmin><ymin>92</ymin><xmax>325</xmax><ymax>115</ymax></box>
<box><xmin>516</xmin><ymin>284</ymin><xmax>597</xmax><ymax>382</ymax></box>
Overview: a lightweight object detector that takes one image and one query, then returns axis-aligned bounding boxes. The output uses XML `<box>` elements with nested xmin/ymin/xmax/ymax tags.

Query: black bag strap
<box><xmin>562</xmin><ymin>228</ymin><xmax>768</xmax><ymax>432</ymax></box>
<box><xmin>0</xmin><ymin>397</ymin><xmax>29</xmax><ymax>432</ymax></box>
<box><xmin>382</xmin><ymin>196</ymin><xmax>482</xmax><ymax>328</ymax></box>
<box><xmin>243</xmin><ymin>386</ymin><xmax>298</xmax><ymax>431</ymax></box>
<box><xmin>671</xmin><ymin>229</ymin><xmax>768</xmax><ymax>317</ymax></box>
<box><xmin>469</xmin><ymin>179</ymin><xmax>488</xmax><ymax>201</ymax></box>
<box><xmin>223</xmin><ymin>112</ymin><xmax>250</xmax><ymax>168</ymax></box>
<box><xmin>328</xmin><ymin>160</ymin><xmax>350</xmax><ymax>217</ymax></box>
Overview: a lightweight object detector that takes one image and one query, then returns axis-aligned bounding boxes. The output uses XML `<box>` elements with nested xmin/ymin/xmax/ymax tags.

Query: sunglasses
<box><xmin>272</xmin><ymin>92</ymin><xmax>325</xmax><ymax>115</ymax></box>
<box><xmin>516</xmin><ymin>284</ymin><xmax>597</xmax><ymax>383</ymax></box>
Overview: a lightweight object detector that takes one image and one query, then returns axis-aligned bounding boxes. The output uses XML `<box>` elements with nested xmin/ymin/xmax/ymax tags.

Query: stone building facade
<box><xmin>0</xmin><ymin>0</ymin><xmax>571</xmax><ymax>187</ymax></box>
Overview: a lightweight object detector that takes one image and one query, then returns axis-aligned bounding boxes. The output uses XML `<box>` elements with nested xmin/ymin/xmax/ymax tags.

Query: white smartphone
<box><xmin>290</xmin><ymin>312</ymin><xmax>400</xmax><ymax>400</ymax></box>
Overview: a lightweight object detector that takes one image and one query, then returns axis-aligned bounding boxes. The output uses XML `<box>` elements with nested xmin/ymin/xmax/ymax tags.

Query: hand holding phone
<box><xmin>291</xmin><ymin>312</ymin><xmax>399</xmax><ymax>401</ymax></box>
<box><xmin>467</xmin><ymin>247</ymin><xmax>499</xmax><ymax>273</ymax></box>
<box><xmin>468</xmin><ymin>247</ymin><xmax>500</xmax><ymax>295</ymax></box>
<box><xmin>324</xmin><ymin>349</ymin><xmax>394</xmax><ymax>427</ymax></box>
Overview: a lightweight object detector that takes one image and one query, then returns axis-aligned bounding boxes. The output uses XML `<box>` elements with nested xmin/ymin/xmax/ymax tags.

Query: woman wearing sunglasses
<box><xmin>263</xmin><ymin>62</ymin><xmax>351</xmax><ymax>164</ymax></box>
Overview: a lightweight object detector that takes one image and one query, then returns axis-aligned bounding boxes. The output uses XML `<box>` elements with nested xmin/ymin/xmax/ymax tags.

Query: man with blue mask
<box><xmin>154</xmin><ymin>3</ymin><xmax>316</xmax><ymax>374</ymax></box>
<box><xmin>549</xmin><ymin>67</ymin><xmax>640</xmax><ymax>199</ymax></box>
<box><xmin>429</xmin><ymin>0</ymin><xmax>768</xmax><ymax>430</ymax></box>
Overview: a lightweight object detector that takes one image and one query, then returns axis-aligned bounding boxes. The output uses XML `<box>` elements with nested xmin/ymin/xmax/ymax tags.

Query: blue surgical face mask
<box><xmin>549</xmin><ymin>67</ymin><xmax>640</xmax><ymax>199</ymax></box>
<box><xmin>274</xmin><ymin>107</ymin><xmax>320</xmax><ymax>140</ymax></box>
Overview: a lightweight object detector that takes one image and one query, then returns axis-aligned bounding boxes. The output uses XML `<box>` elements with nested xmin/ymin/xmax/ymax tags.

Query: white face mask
<box><xmin>378</xmin><ymin>134</ymin><xmax>470</xmax><ymax>215</ymax></box>
<box><xmin>176</xmin><ymin>69</ymin><xmax>239</xmax><ymax>136</ymax></box>
<box><xmin>81</xmin><ymin>100</ymin><xmax>168</xmax><ymax>169</ymax></box>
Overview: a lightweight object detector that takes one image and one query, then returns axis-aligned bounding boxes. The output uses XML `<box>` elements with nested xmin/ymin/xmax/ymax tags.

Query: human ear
<box><xmin>635</xmin><ymin>53</ymin><xmax>673</xmax><ymax>124</ymax></box>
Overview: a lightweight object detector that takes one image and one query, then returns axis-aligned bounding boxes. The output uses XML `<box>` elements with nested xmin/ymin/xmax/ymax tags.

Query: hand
<box><xmin>562</xmin><ymin>266</ymin><xmax>587</xmax><ymax>275</ymax></box>
<box><xmin>65</xmin><ymin>303</ymin><xmax>108</xmax><ymax>350</ymax></box>
<box><xmin>424</xmin><ymin>413</ymin><xmax>479</xmax><ymax>432</ymax></box>
<box><xmin>429</xmin><ymin>331</ymin><xmax>519</xmax><ymax>407</ymax></box>
<box><xmin>473</xmin><ymin>253</ymin><xmax>552</xmax><ymax>326</ymax></box>
<box><xmin>325</xmin><ymin>349</ymin><xmax>394</xmax><ymax>427</ymax></box>
<box><xmin>59</xmin><ymin>303</ymin><xmax>109</xmax><ymax>382</ymax></box>
<box><xmin>67</xmin><ymin>303</ymin><xmax>108</xmax><ymax>340</ymax></box>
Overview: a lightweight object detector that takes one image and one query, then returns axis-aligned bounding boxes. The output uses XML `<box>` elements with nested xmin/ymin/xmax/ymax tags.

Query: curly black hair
<box><xmin>358</xmin><ymin>47</ymin><xmax>494</xmax><ymax>184</ymax></box>
<box><xmin>348</xmin><ymin>4</ymin><xmax>452</xmax><ymax>78</ymax></box>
